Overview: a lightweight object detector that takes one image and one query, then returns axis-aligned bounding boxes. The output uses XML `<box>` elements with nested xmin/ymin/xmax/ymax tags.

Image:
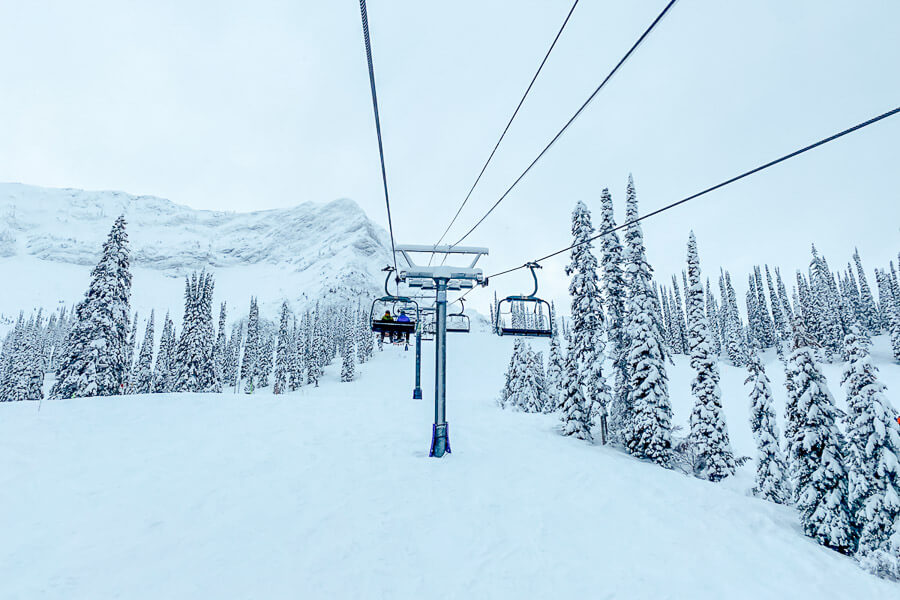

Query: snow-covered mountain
<box><xmin>0</xmin><ymin>183</ymin><xmax>393</xmax><ymax>321</ymax></box>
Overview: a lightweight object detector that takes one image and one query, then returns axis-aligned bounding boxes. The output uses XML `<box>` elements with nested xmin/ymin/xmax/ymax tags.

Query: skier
<box><xmin>380</xmin><ymin>310</ymin><xmax>394</xmax><ymax>343</ymax></box>
<box><xmin>397</xmin><ymin>312</ymin><xmax>411</xmax><ymax>345</ymax></box>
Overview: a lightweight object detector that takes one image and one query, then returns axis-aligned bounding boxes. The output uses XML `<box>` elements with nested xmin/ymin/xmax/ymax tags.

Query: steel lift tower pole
<box><xmin>396</xmin><ymin>244</ymin><xmax>488</xmax><ymax>458</ymax></box>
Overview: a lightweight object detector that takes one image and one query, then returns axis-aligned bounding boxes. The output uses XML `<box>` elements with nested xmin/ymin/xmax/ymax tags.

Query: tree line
<box><xmin>0</xmin><ymin>216</ymin><xmax>376</xmax><ymax>403</ymax></box>
<box><xmin>499</xmin><ymin>175</ymin><xmax>900</xmax><ymax>579</ymax></box>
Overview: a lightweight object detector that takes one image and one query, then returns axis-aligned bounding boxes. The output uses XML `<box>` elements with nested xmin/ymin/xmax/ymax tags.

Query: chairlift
<box><xmin>496</xmin><ymin>262</ymin><xmax>552</xmax><ymax>337</ymax></box>
<box><xmin>370</xmin><ymin>267</ymin><xmax>419</xmax><ymax>337</ymax></box>
<box><xmin>446</xmin><ymin>298</ymin><xmax>471</xmax><ymax>334</ymax></box>
<box><xmin>420</xmin><ymin>308</ymin><xmax>436</xmax><ymax>341</ymax></box>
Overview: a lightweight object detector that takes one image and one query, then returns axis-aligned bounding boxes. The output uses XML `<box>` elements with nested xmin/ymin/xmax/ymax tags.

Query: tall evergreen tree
<box><xmin>273</xmin><ymin>302</ymin><xmax>291</xmax><ymax>394</ymax></box>
<box><xmin>843</xmin><ymin>328</ymin><xmax>900</xmax><ymax>578</ymax></box>
<box><xmin>132</xmin><ymin>311</ymin><xmax>155</xmax><ymax>394</ymax></box>
<box><xmin>152</xmin><ymin>313</ymin><xmax>175</xmax><ymax>393</ymax></box>
<box><xmin>560</xmin><ymin>339</ymin><xmax>591</xmax><ymax>440</ymax></box>
<box><xmin>746</xmin><ymin>352</ymin><xmax>788</xmax><ymax>504</ymax></box>
<box><xmin>214</xmin><ymin>302</ymin><xmax>227</xmax><ymax>388</ymax></box>
<box><xmin>598</xmin><ymin>188</ymin><xmax>628</xmax><ymax>428</ymax></box>
<box><xmin>51</xmin><ymin>215</ymin><xmax>132</xmax><ymax>399</ymax></box>
<box><xmin>241</xmin><ymin>297</ymin><xmax>260</xmax><ymax>393</ymax></box>
<box><xmin>854</xmin><ymin>248</ymin><xmax>881</xmax><ymax>333</ymax></box>
<box><xmin>545</xmin><ymin>324</ymin><xmax>565</xmax><ymax>413</ymax></box>
<box><xmin>566</xmin><ymin>200</ymin><xmax>609</xmax><ymax>439</ymax></box>
<box><xmin>686</xmin><ymin>233</ymin><xmax>735</xmax><ymax>481</ymax></box>
<box><xmin>175</xmin><ymin>272</ymin><xmax>218</xmax><ymax>393</ymax></box>
<box><xmin>340</xmin><ymin>320</ymin><xmax>356</xmax><ymax>383</ymax></box>
<box><xmin>787</xmin><ymin>317</ymin><xmax>854</xmax><ymax>553</ymax></box>
<box><xmin>622</xmin><ymin>176</ymin><xmax>672</xmax><ymax>465</ymax></box>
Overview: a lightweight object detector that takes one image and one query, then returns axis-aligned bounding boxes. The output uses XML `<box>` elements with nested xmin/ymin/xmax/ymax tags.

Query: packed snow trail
<box><xmin>2</xmin><ymin>333</ymin><xmax>898</xmax><ymax>599</ymax></box>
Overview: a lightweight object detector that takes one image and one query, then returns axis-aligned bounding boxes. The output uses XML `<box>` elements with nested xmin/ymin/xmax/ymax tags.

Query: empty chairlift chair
<box><xmin>496</xmin><ymin>262</ymin><xmax>553</xmax><ymax>337</ymax></box>
<box><xmin>446</xmin><ymin>298</ymin><xmax>471</xmax><ymax>334</ymax></box>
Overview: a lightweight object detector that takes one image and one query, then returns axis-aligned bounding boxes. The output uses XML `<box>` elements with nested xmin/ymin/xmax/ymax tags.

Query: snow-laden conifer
<box><xmin>566</xmin><ymin>200</ymin><xmax>609</xmax><ymax>437</ymax></box>
<box><xmin>599</xmin><ymin>189</ymin><xmax>628</xmax><ymax>423</ymax></box>
<box><xmin>340</xmin><ymin>321</ymin><xmax>356</xmax><ymax>383</ymax></box>
<box><xmin>273</xmin><ymin>302</ymin><xmax>291</xmax><ymax>394</ymax></box>
<box><xmin>132</xmin><ymin>311</ymin><xmax>155</xmax><ymax>394</ymax></box>
<box><xmin>241</xmin><ymin>297</ymin><xmax>260</xmax><ymax>393</ymax></box>
<box><xmin>622</xmin><ymin>176</ymin><xmax>671</xmax><ymax>465</ymax></box>
<box><xmin>545</xmin><ymin>328</ymin><xmax>565</xmax><ymax>413</ymax></box>
<box><xmin>842</xmin><ymin>327</ymin><xmax>900</xmax><ymax>578</ymax></box>
<box><xmin>746</xmin><ymin>352</ymin><xmax>788</xmax><ymax>504</ymax></box>
<box><xmin>214</xmin><ymin>302</ymin><xmax>227</xmax><ymax>387</ymax></box>
<box><xmin>787</xmin><ymin>316</ymin><xmax>854</xmax><ymax>554</ymax></box>
<box><xmin>50</xmin><ymin>215</ymin><xmax>131</xmax><ymax>399</ymax></box>
<box><xmin>854</xmin><ymin>249</ymin><xmax>881</xmax><ymax>333</ymax></box>
<box><xmin>686</xmin><ymin>233</ymin><xmax>735</xmax><ymax>481</ymax></box>
<box><xmin>560</xmin><ymin>339</ymin><xmax>591</xmax><ymax>440</ymax></box>
<box><xmin>152</xmin><ymin>313</ymin><xmax>175</xmax><ymax>393</ymax></box>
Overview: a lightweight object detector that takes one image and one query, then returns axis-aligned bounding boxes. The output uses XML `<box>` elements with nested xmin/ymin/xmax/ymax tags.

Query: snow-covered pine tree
<box><xmin>560</xmin><ymin>339</ymin><xmax>591</xmax><ymax>440</ymax></box>
<box><xmin>273</xmin><ymin>302</ymin><xmax>290</xmax><ymax>394</ymax></box>
<box><xmin>24</xmin><ymin>317</ymin><xmax>44</xmax><ymax>402</ymax></box>
<box><xmin>174</xmin><ymin>272</ymin><xmax>218</xmax><ymax>393</ymax></box>
<box><xmin>885</xmin><ymin>264</ymin><xmax>900</xmax><ymax>363</ymax></box>
<box><xmin>241</xmin><ymin>297</ymin><xmax>260</xmax><ymax>393</ymax></box>
<box><xmin>124</xmin><ymin>311</ymin><xmax>138</xmax><ymax>389</ymax></box>
<box><xmin>289</xmin><ymin>316</ymin><xmax>306</xmax><ymax>391</ymax></box>
<box><xmin>746</xmin><ymin>352</ymin><xmax>788</xmax><ymax>504</ymax></box>
<box><xmin>545</xmin><ymin>324</ymin><xmax>565</xmax><ymax>413</ymax></box>
<box><xmin>132</xmin><ymin>310</ymin><xmax>155</xmax><ymax>394</ymax></box>
<box><xmin>754</xmin><ymin>266</ymin><xmax>776</xmax><ymax>348</ymax></box>
<box><xmin>671</xmin><ymin>275</ymin><xmax>689</xmax><ymax>355</ymax></box>
<box><xmin>513</xmin><ymin>343</ymin><xmax>544</xmax><ymax>413</ymax></box>
<box><xmin>720</xmin><ymin>270</ymin><xmax>747</xmax><ymax>367</ymax></box>
<box><xmin>499</xmin><ymin>339</ymin><xmax>522</xmax><ymax>409</ymax></box>
<box><xmin>340</xmin><ymin>320</ymin><xmax>356</xmax><ymax>383</ymax></box>
<box><xmin>566</xmin><ymin>200</ymin><xmax>610</xmax><ymax>440</ymax></box>
<box><xmin>809</xmin><ymin>245</ymin><xmax>844</xmax><ymax>359</ymax></box>
<box><xmin>705</xmin><ymin>279</ymin><xmax>723</xmax><ymax>356</ymax></box>
<box><xmin>152</xmin><ymin>313</ymin><xmax>175</xmax><ymax>393</ymax></box>
<box><xmin>745</xmin><ymin>277</ymin><xmax>763</xmax><ymax>350</ymax></box>
<box><xmin>854</xmin><ymin>249</ymin><xmax>881</xmax><ymax>334</ymax></box>
<box><xmin>775</xmin><ymin>266</ymin><xmax>794</xmax><ymax>324</ymax></box>
<box><xmin>766</xmin><ymin>265</ymin><xmax>790</xmax><ymax>342</ymax></box>
<box><xmin>622</xmin><ymin>176</ymin><xmax>671</xmax><ymax>465</ymax></box>
<box><xmin>213</xmin><ymin>302</ymin><xmax>227</xmax><ymax>388</ymax></box>
<box><xmin>257</xmin><ymin>334</ymin><xmax>274</xmax><ymax>388</ymax></box>
<box><xmin>787</xmin><ymin>316</ymin><xmax>854</xmax><ymax>553</ymax></box>
<box><xmin>223</xmin><ymin>321</ymin><xmax>242</xmax><ymax>389</ymax></box>
<box><xmin>842</xmin><ymin>327</ymin><xmax>900</xmax><ymax>577</ymax></box>
<box><xmin>50</xmin><ymin>215</ymin><xmax>132</xmax><ymax>399</ymax></box>
<box><xmin>685</xmin><ymin>233</ymin><xmax>735</xmax><ymax>481</ymax></box>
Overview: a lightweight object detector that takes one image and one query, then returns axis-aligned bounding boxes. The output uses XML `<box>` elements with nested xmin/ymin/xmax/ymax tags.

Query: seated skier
<box><xmin>396</xmin><ymin>312</ymin><xmax>412</xmax><ymax>344</ymax></box>
<box><xmin>380</xmin><ymin>310</ymin><xmax>393</xmax><ymax>342</ymax></box>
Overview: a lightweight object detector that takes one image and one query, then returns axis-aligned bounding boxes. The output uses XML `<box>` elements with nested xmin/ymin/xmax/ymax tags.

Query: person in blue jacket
<box><xmin>396</xmin><ymin>311</ymin><xmax>411</xmax><ymax>344</ymax></box>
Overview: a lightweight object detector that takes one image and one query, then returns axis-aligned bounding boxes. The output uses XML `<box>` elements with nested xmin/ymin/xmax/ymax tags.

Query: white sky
<box><xmin>1</xmin><ymin>0</ymin><xmax>898</xmax><ymax>310</ymax></box>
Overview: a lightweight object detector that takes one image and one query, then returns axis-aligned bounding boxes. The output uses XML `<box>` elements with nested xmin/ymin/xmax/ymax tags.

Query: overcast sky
<box><xmin>1</xmin><ymin>0</ymin><xmax>898</xmax><ymax>309</ymax></box>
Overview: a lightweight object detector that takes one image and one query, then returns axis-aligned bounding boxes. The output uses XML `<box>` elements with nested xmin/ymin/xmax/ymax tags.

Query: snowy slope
<box><xmin>2</xmin><ymin>332</ymin><xmax>898</xmax><ymax>599</ymax></box>
<box><xmin>0</xmin><ymin>183</ymin><xmax>392</xmax><ymax>321</ymax></box>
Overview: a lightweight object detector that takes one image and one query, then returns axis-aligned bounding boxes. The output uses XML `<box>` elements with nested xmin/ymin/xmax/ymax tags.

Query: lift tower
<box><xmin>395</xmin><ymin>245</ymin><xmax>488</xmax><ymax>457</ymax></box>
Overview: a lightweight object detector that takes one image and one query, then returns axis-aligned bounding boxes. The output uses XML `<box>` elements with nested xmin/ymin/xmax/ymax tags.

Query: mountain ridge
<box><xmin>0</xmin><ymin>182</ymin><xmax>393</xmax><ymax>319</ymax></box>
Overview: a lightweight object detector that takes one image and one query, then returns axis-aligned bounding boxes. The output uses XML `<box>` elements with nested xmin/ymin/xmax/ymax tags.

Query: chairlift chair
<box><xmin>370</xmin><ymin>267</ymin><xmax>419</xmax><ymax>337</ymax></box>
<box><xmin>446</xmin><ymin>298</ymin><xmax>471</xmax><ymax>334</ymax></box>
<box><xmin>496</xmin><ymin>262</ymin><xmax>553</xmax><ymax>337</ymax></box>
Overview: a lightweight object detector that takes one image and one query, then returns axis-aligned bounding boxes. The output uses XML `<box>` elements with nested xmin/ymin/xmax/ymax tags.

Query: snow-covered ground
<box><xmin>2</xmin><ymin>332</ymin><xmax>898</xmax><ymax>599</ymax></box>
